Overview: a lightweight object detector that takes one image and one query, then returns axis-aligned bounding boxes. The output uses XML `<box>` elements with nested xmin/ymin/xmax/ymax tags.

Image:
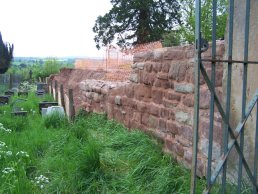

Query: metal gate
<box><xmin>190</xmin><ymin>0</ymin><xmax>258</xmax><ymax>193</ymax></box>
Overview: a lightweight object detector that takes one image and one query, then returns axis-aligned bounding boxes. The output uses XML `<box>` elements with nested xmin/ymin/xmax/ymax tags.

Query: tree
<box><xmin>179</xmin><ymin>0</ymin><xmax>228</xmax><ymax>43</ymax></box>
<box><xmin>93</xmin><ymin>0</ymin><xmax>181</xmax><ymax>49</ymax></box>
<box><xmin>0</xmin><ymin>32</ymin><xmax>14</xmax><ymax>74</ymax></box>
<box><xmin>162</xmin><ymin>0</ymin><xmax>228</xmax><ymax>46</ymax></box>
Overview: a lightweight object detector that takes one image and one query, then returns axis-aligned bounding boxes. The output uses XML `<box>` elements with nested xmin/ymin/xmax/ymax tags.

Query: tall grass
<box><xmin>0</xmin><ymin>92</ymin><xmax>208</xmax><ymax>193</ymax></box>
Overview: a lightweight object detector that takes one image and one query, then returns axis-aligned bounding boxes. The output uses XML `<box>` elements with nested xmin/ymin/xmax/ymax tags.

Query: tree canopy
<box><xmin>0</xmin><ymin>32</ymin><xmax>14</xmax><ymax>74</ymax></box>
<box><xmin>162</xmin><ymin>0</ymin><xmax>228</xmax><ymax>46</ymax></box>
<box><xmin>93</xmin><ymin>0</ymin><xmax>181</xmax><ymax>49</ymax></box>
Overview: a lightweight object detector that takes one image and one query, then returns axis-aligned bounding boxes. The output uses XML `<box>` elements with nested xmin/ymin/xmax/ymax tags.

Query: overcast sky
<box><xmin>0</xmin><ymin>0</ymin><xmax>112</xmax><ymax>58</ymax></box>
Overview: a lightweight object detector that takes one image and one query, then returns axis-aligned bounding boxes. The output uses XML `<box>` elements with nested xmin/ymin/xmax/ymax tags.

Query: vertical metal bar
<box><xmin>254</xmin><ymin>102</ymin><xmax>258</xmax><ymax>194</ymax></box>
<box><xmin>237</xmin><ymin>0</ymin><xmax>250</xmax><ymax>193</ymax></box>
<box><xmin>207</xmin><ymin>0</ymin><xmax>217</xmax><ymax>191</ymax></box>
<box><xmin>222</xmin><ymin>0</ymin><xmax>234</xmax><ymax>193</ymax></box>
<box><xmin>190</xmin><ymin>0</ymin><xmax>201</xmax><ymax>193</ymax></box>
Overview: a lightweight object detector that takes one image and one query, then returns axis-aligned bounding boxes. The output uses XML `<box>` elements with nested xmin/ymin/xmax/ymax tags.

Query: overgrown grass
<box><xmin>0</xmin><ymin>92</ymin><xmax>209</xmax><ymax>193</ymax></box>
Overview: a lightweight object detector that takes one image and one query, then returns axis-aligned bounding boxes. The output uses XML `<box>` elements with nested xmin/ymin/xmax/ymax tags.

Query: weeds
<box><xmin>0</xmin><ymin>92</ymin><xmax>208</xmax><ymax>193</ymax></box>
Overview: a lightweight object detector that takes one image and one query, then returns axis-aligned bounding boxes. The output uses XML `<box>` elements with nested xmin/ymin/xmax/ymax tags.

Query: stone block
<box><xmin>163</xmin><ymin>49</ymin><xmax>186</xmax><ymax>60</ymax></box>
<box><xmin>160</xmin><ymin>107</ymin><xmax>169</xmax><ymax>118</ymax></box>
<box><xmin>167</xmin><ymin>121</ymin><xmax>178</xmax><ymax>135</ymax></box>
<box><xmin>136</xmin><ymin>62</ymin><xmax>145</xmax><ymax>70</ymax></box>
<box><xmin>153</xmin><ymin>79</ymin><xmax>170</xmax><ymax>89</ymax></box>
<box><xmin>134</xmin><ymin>85</ymin><xmax>152</xmax><ymax>100</ymax></box>
<box><xmin>133</xmin><ymin>51</ymin><xmax>154</xmax><ymax>63</ymax></box>
<box><xmin>144</xmin><ymin>62</ymin><xmax>153</xmax><ymax>72</ymax></box>
<box><xmin>153</xmin><ymin>49</ymin><xmax>165</xmax><ymax>61</ymax></box>
<box><xmin>174</xmin><ymin>83</ymin><xmax>194</xmax><ymax>94</ymax></box>
<box><xmin>179</xmin><ymin>125</ymin><xmax>193</xmax><ymax>141</ymax></box>
<box><xmin>199</xmin><ymin>118</ymin><xmax>222</xmax><ymax>144</ymax></box>
<box><xmin>199</xmin><ymin>138</ymin><xmax>221</xmax><ymax>160</ymax></box>
<box><xmin>159</xmin><ymin>118</ymin><xmax>167</xmax><ymax>132</ymax></box>
<box><xmin>166</xmin><ymin>91</ymin><xmax>181</xmax><ymax>101</ymax></box>
<box><xmin>149</xmin><ymin>104</ymin><xmax>161</xmax><ymax>116</ymax></box>
<box><xmin>141</xmin><ymin>113</ymin><xmax>150</xmax><ymax>126</ymax></box>
<box><xmin>143</xmin><ymin>72</ymin><xmax>155</xmax><ymax>85</ymax></box>
<box><xmin>182</xmin><ymin>95</ymin><xmax>194</xmax><ymax>107</ymax></box>
<box><xmin>163</xmin><ymin>99</ymin><xmax>179</xmax><ymax>108</ymax></box>
<box><xmin>161</xmin><ymin>62</ymin><xmax>170</xmax><ymax>73</ymax></box>
<box><xmin>168</xmin><ymin>63</ymin><xmax>188</xmax><ymax>82</ymax></box>
<box><xmin>115</xmin><ymin>95</ymin><xmax>122</xmax><ymax>105</ymax></box>
<box><xmin>129</xmin><ymin>73</ymin><xmax>138</xmax><ymax>83</ymax></box>
<box><xmin>136</xmin><ymin>101</ymin><xmax>148</xmax><ymax>112</ymax></box>
<box><xmin>157</xmin><ymin>72</ymin><xmax>168</xmax><ymax>80</ymax></box>
<box><xmin>152</xmin><ymin>63</ymin><xmax>162</xmax><ymax>73</ymax></box>
<box><xmin>152</xmin><ymin>88</ymin><xmax>165</xmax><ymax>104</ymax></box>
<box><xmin>125</xmin><ymin>85</ymin><xmax>134</xmax><ymax>98</ymax></box>
<box><xmin>132</xmin><ymin>111</ymin><xmax>141</xmax><ymax>123</ymax></box>
<box><xmin>148</xmin><ymin>115</ymin><xmax>159</xmax><ymax>129</ymax></box>
<box><xmin>176</xmin><ymin>136</ymin><xmax>192</xmax><ymax>147</ymax></box>
<box><xmin>175</xmin><ymin>111</ymin><xmax>193</xmax><ymax>126</ymax></box>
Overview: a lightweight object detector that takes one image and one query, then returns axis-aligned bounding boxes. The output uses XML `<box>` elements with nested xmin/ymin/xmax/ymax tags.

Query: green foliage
<box><xmin>43</xmin><ymin>113</ymin><xmax>68</xmax><ymax>129</ymax></box>
<box><xmin>93</xmin><ymin>0</ymin><xmax>181</xmax><ymax>49</ymax></box>
<box><xmin>178</xmin><ymin>0</ymin><xmax>228</xmax><ymax>43</ymax></box>
<box><xmin>0</xmin><ymin>32</ymin><xmax>14</xmax><ymax>74</ymax></box>
<box><xmin>0</xmin><ymin>92</ymin><xmax>208</xmax><ymax>193</ymax></box>
<box><xmin>161</xmin><ymin>30</ymin><xmax>182</xmax><ymax>47</ymax></box>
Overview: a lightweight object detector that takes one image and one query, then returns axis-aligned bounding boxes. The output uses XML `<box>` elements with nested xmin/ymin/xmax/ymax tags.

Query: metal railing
<box><xmin>191</xmin><ymin>0</ymin><xmax>258</xmax><ymax>193</ymax></box>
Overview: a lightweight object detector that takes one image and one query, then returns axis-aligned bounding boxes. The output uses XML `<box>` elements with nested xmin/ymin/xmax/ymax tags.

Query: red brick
<box><xmin>159</xmin><ymin>118</ymin><xmax>167</xmax><ymax>132</ymax></box>
<box><xmin>134</xmin><ymin>85</ymin><xmax>152</xmax><ymax>100</ymax></box>
<box><xmin>161</xmin><ymin>62</ymin><xmax>170</xmax><ymax>73</ymax></box>
<box><xmin>136</xmin><ymin>101</ymin><xmax>149</xmax><ymax>112</ymax></box>
<box><xmin>160</xmin><ymin>107</ymin><xmax>169</xmax><ymax>118</ymax></box>
<box><xmin>157</xmin><ymin>72</ymin><xmax>168</xmax><ymax>80</ymax></box>
<box><xmin>179</xmin><ymin>125</ymin><xmax>193</xmax><ymax>141</ymax></box>
<box><xmin>152</xmin><ymin>88</ymin><xmax>165</xmax><ymax>104</ymax></box>
<box><xmin>144</xmin><ymin>62</ymin><xmax>153</xmax><ymax>72</ymax></box>
<box><xmin>132</xmin><ymin>111</ymin><xmax>141</xmax><ymax>123</ymax></box>
<box><xmin>167</xmin><ymin>121</ymin><xmax>178</xmax><ymax>135</ymax></box>
<box><xmin>148</xmin><ymin>115</ymin><xmax>159</xmax><ymax>129</ymax></box>
<box><xmin>152</xmin><ymin>63</ymin><xmax>162</xmax><ymax>73</ymax></box>
<box><xmin>163</xmin><ymin>99</ymin><xmax>179</xmax><ymax>108</ymax></box>
<box><xmin>166</xmin><ymin>91</ymin><xmax>181</xmax><ymax>101</ymax></box>
<box><xmin>141</xmin><ymin>113</ymin><xmax>149</xmax><ymax>125</ymax></box>
<box><xmin>149</xmin><ymin>104</ymin><xmax>161</xmax><ymax>116</ymax></box>
<box><xmin>143</xmin><ymin>72</ymin><xmax>155</xmax><ymax>85</ymax></box>
<box><xmin>182</xmin><ymin>95</ymin><xmax>194</xmax><ymax>107</ymax></box>
<box><xmin>125</xmin><ymin>85</ymin><xmax>134</xmax><ymax>98</ymax></box>
<box><xmin>153</xmin><ymin>79</ymin><xmax>170</xmax><ymax>89</ymax></box>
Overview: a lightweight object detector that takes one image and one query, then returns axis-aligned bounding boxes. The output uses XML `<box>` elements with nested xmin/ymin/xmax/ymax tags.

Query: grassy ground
<box><xmin>0</xmin><ymin>93</ymin><xmax>208</xmax><ymax>193</ymax></box>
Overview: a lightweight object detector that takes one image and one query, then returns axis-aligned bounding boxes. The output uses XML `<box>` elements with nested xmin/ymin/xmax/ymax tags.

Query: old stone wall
<box><xmin>73</xmin><ymin>42</ymin><xmax>225</xmax><ymax>177</ymax></box>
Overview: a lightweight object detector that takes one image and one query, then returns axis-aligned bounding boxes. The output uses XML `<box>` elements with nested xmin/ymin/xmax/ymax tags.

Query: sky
<box><xmin>0</xmin><ymin>0</ymin><xmax>112</xmax><ymax>58</ymax></box>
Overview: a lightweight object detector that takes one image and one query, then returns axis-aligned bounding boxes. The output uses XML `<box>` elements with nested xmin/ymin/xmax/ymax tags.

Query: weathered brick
<box><xmin>159</xmin><ymin>118</ymin><xmax>167</xmax><ymax>132</ymax></box>
<box><xmin>143</xmin><ymin>72</ymin><xmax>155</xmax><ymax>85</ymax></box>
<box><xmin>132</xmin><ymin>111</ymin><xmax>141</xmax><ymax>123</ymax></box>
<box><xmin>168</xmin><ymin>62</ymin><xmax>188</xmax><ymax>82</ymax></box>
<box><xmin>157</xmin><ymin>72</ymin><xmax>168</xmax><ymax>80</ymax></box>
<box><xmin>152</xmin><ymin>88</ymin><xmax>165</xmax><ymax>104</ymax></box>
<box><xmin>179</xmin><ymin>125</ymin><xmax>193</xmax><ymax>141</ymax></box>
<box><xmin>125</xmin><ymin>85</ymin><xmax>134</xmax><ymax>98</ymax></box>
<box><xmin>182</xmin><ymin>95</ymin><xmax>194</xmax><ymax>107</ymax></box>
<box><xmin>144</xmin><ymin>62</ymin><xmax>153</xmax><ymax>72</ymax></box>
<box><xmin>115</xmin><ymin>95</ymin><xmax>122</xmax><ymax>105</ymax></box>
<box><xmin>167</xmin><ymin>121</ymin><xmax>178</xmax><ymax>135</ymax></box>
<box><xmin>163</xmin><ymin>49</ymin><xmax>186</xmax><ymax>60</ymax></box>
<box><xmin>153</xmin><ymin>79</ymin><xmax>170</xmax><ymax>89</ymax></box>
<box><xmin>160</xmin><ymin>107</ymin><xmax>169</xmax><ymax>118</ymax></box>
<box><xmin>134</xmin><ymin>85</ymin><xmax>152</xmax><ymax>100</ymax></box>
<box><xmin>166</xmin><ymin>91</ymin><xmax>181</xmax><ymax>101</ymax></box>
<box><xmin>161</xmin><ymin>62</ymin><xmax>170</xmax><ymax>73</ymax></box>
<box><xmin>163</xmin><ymin>99</ymin><xmax>179</xmax><ymax>108</ymax></box>
<box><xmin>175</xmin><ymin>111</ymin><xmax>193</xmax><ymax>126</ymax></box>
<box><xmin>174</xmin><ymin>83</ymin><xmax>194</xmax><ymax>94</ymax></box>
<box><xmin>136</xmin><ymin>101</ymin><xmax>149</xmax><ymax>112</ymax></box>
<box><xmin>152</xmin><ymin>63</ymin><xmax>162</xmax><ymax>73</ymax></box>
<box><xmin>148</xmin><ymin>115</ymin><xmax>159</xmax><ymax>129</ymax></box>
<box><xmin>149</xmin><ymin>104</ymin><xmax>161</xmax><ymax>116</ymax></box>
<box><xmin>134</xmin><ymin>51</ymin><xmax>154</xmax><ymax>63</ymax></box>
<box><xmin>129</xmin><ymin>73</ymin><xmax>139</xmax><ymax>83</ymax></box>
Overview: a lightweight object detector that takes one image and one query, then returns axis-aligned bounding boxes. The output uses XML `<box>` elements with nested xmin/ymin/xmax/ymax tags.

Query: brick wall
<box><xmin>53</xmin><ymin>42</ymin><xmax>225</xmax><ymax>177</ymax></box>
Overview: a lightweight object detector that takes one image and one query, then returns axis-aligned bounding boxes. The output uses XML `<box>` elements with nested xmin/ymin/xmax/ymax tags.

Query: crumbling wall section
<box><xmin>77</xmin><ymin>43</ymin><xmax>225</xmax><ymax>176</ymax></box>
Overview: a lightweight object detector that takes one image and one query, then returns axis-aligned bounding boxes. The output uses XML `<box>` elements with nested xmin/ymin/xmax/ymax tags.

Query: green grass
<box><xmin>0</xmin><ymin>92</ymin><xmax>208</xmax><ymax>193</ymax></box>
